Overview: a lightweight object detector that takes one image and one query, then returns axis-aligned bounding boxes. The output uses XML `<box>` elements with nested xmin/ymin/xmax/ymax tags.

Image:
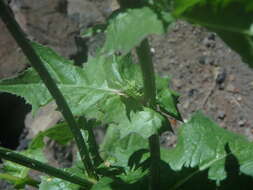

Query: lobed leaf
<box><xmin>162</xmin><ymin>112</ymin><xmax>253</xmax><ymax>184</ymax></box>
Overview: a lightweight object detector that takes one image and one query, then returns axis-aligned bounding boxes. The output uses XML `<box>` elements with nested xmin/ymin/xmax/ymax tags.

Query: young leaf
<box><xmin>162</xmin><ymin>112</ymin><xmax>253</xmax><ymax>184</ymax></box>
<box><xmin>102</xmin><ymin>7</ymin><xmax>170</xmax><ymax>55</ymax></box>
<box><xmin>173</xmin><ymin>0</ymin><xmax>253</xmax><ymax>67</ymax></box>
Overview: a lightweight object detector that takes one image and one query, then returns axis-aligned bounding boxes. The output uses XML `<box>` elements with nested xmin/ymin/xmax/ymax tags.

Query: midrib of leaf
<box><xmin>2</xmin><ymin>82</ymin><xmax>127</xmax><ymax>97</ymax></box>
<box><xmin>58</xmin><ymin>84</ymin><xmax>127</xmax><ymax>96</ymax></box>
<box><xmin>182</xmin><ymin>16</ymin><xmax>253</xmax><ymax>36</ymax></box>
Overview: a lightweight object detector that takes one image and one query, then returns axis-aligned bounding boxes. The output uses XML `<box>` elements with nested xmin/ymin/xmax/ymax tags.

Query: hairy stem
<box><xmin>0</xmin><ymin>147</ymin><xmax>96</xmax><ymax>188</ymax></box>
<box><xmin>0</xmin><ymin>0</ymin><xmax>97</xmax><ymax>179</ymax></box>
<box><xmin>136</xmin><ymin>39</ymin><xmax>160</xmax><ymax>190</ymax></box>
<box><xmin>80</xmin><ymin>117</ymin><xmax>103</xmax><ymax>167</ymax></box>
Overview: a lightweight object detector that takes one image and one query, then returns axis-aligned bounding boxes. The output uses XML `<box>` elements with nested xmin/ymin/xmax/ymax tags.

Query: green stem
<box><xmin>136</xmin><ymin>39</ymin><xmax>160</xmax><ymax>190</ymax></box>
<box><xmin>0</xmin><ymin>0</ymin><xmax>97</xmax><ymax>179</ymax></box>
<box><xmin>0</xmin><ymin>147</ymin><xmax>96</xmax><ymax>188</ymax></box>
<box><xmin>80</xmin><ymin>118</ymin><xmax>103</xmax><ymax>167</ymax></box>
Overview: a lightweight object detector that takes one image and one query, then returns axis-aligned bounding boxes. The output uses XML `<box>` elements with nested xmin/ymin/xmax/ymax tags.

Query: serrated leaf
<box><xmin>162</xmin><ymin>112</ymin><xmax>253</xmax><ymax>184</ymax></box>
<box><xmin>0</xmin><ymin>43</ymin><xmax>172</xmax><ymax>139</ymax></box>
<box><xmin>173</xmin><ymin>0</ymin><xmax>253</xmax><ymax>67</ymax></box>
<box><xmin>100</xmin><ymin>126</ymin><xmax>148</xmax><ymax>168</ymax></box>
<box><xmin>102</xmin><ymin>7</ymin><xmax>168</xmax><ymax>55</ymax></box>
<box><xmin>117</xmin><ymin>107</ymin><xmax>166</xmax><ymax>139</ymax></box>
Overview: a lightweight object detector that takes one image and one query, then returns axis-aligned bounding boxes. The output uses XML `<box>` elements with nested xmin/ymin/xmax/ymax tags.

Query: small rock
<box><xmin>208</xmin><ymin>33</ymin><xmax>216</xmax><ymax>41</ymax></box>
<box><xmin>188</xmin><ymin>89</ymin><xmax>198</xmax><ymax>97</ymax></box>
<box><xmin>218</xmin><ymin>83</ymin><xmax>225</xmax><ymax>90</ymax></box>
<box><xmin>150</xmin><ymin>47</ymin><xmax>155</xmax><ymax>53</ymax></box>
<box><xmin>217</xmin><ymin>111</ymin><xmax>226</xmax><ymax>120</ymax></box>
<box><xmin>216</xmin><ymin>69</ymin><xmax>227</xmax><ymax>84</ymax></box>
<box><xmin>236</xmin><ymin>95</ymin><xmax>242</xmax><ymax>102</ymax></box>
<box><xmin>238</xmin><ymin>119</ymin><xmax>246</xmax><ymax>127</ymax></box>
<box><xmin>198</xmin><ymin>56</ymin><xmax>214</xmax><ymax>65</ymax></box>
<box><xmin>203</xmin><ymin>35</ymin><xmax>216</xmax><ymax>48</ymax></box>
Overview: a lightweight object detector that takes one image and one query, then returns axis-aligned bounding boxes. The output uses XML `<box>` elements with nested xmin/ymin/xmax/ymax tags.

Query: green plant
<box><xmin>1</xmin><ymin>0</ymin><xmax>253</xmax><ymax>189</ymax></box>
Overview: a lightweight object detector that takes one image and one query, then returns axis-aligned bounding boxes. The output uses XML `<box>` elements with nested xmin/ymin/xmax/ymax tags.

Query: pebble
<box><xmin>236</xmin><ymin>95</ymin><xmax>242</xmax><ymax>102</ymax></box>
<box><xmin>150</xmin><ymin>47</ymin><xmax>155</xmax><ymax>53</ymax></box>
<box><xmin>198</xmin><ymin>56</ymin><xmax>214</xmax><ymax>65</ymax></box>
<box><xmin>203</xmin><ymin>34</ymin><xmax>216</xmax><ymax>48</ymax></box>
<box><xmin>188</xmin><ymin>89</ymin><xmax>198</xmax><ymax>97</ymax></box>
<box><xmin>238</xmin><ymin>119</ymin><xmax>246</xmax><ymax>127</ymax></box>
<box><xmin>218</xmin><ymin>111</ymin><xmax>226</xmax><ymax>120</ymax></box>
<box><xmin>216</xmin><ymin>69</ymin><xmax>227</xmax><ymax>84</ymax></box>
<box><xmin>208</xmin><ymin>33</ymin><xmax>216</xmax><ymax>41</ymax></box>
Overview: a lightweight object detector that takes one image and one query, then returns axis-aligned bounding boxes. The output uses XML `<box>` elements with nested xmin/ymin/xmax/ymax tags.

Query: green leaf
<box><xmin>173</xmin><ymin>0</ymin><xmax>253</xmax><ymax>67</ymax></box>
<box><xmin>102</xmin><ymin>7</ymin><xmax>168</xmax><ymax>55</ymax></box>
<box><xmin>100</xmin><ymin>126</ymin><xmax>148</xmax><ymax>168</ymax></box>
<box><xmin>0</xmin><ymin>43</ymin><xmax>170</xmax><ymax>139</ymax></box>
<box><xmin>117</xmin><ymin>107</ymin><xmax>166</xmax><ymax>139</ymax></box>
<box><xmin>29</xmin><ymin>122</ymin><xmax>73</xmax><ymax>149</ymax></box>
<box><xmin>39</xmin><ymin>163</ymin><xmax>85</xmax><ymax>190</ymax></box>
<box><xmin>80</xmin><ymin>24</ymin><xmax>107</xmax><ymax>38</ymax></box>
<box><xmin>156</xmin><ymin>76</ymin><xmax>181</xmax><ymax>120</ymax></box>
<box><xmin>162</xmin><ymin>112</ymin><xmax>253</xmax><ymax>184</ymax></box>
<box><xmin>91</xmin><ymin>169</ymin><xmax>148</xmax><ymax>190</ymax></box>
<box><xmin>39</xmin><ymin>176</ymin><xmax>79</xmax><ymax>190</ymax></box>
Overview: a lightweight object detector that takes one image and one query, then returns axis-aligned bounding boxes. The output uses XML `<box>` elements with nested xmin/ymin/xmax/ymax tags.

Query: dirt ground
<box><xmin>1</xmin><ymin>0</ymin><xmax>253</xmax><ymax>189</ymax></box>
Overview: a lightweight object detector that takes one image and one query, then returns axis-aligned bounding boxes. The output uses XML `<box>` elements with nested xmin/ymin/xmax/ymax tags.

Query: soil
<box><xmin>1</xmin><ymin>0</ymin><xmax>253</xmax><ymax>189</ymax></box>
